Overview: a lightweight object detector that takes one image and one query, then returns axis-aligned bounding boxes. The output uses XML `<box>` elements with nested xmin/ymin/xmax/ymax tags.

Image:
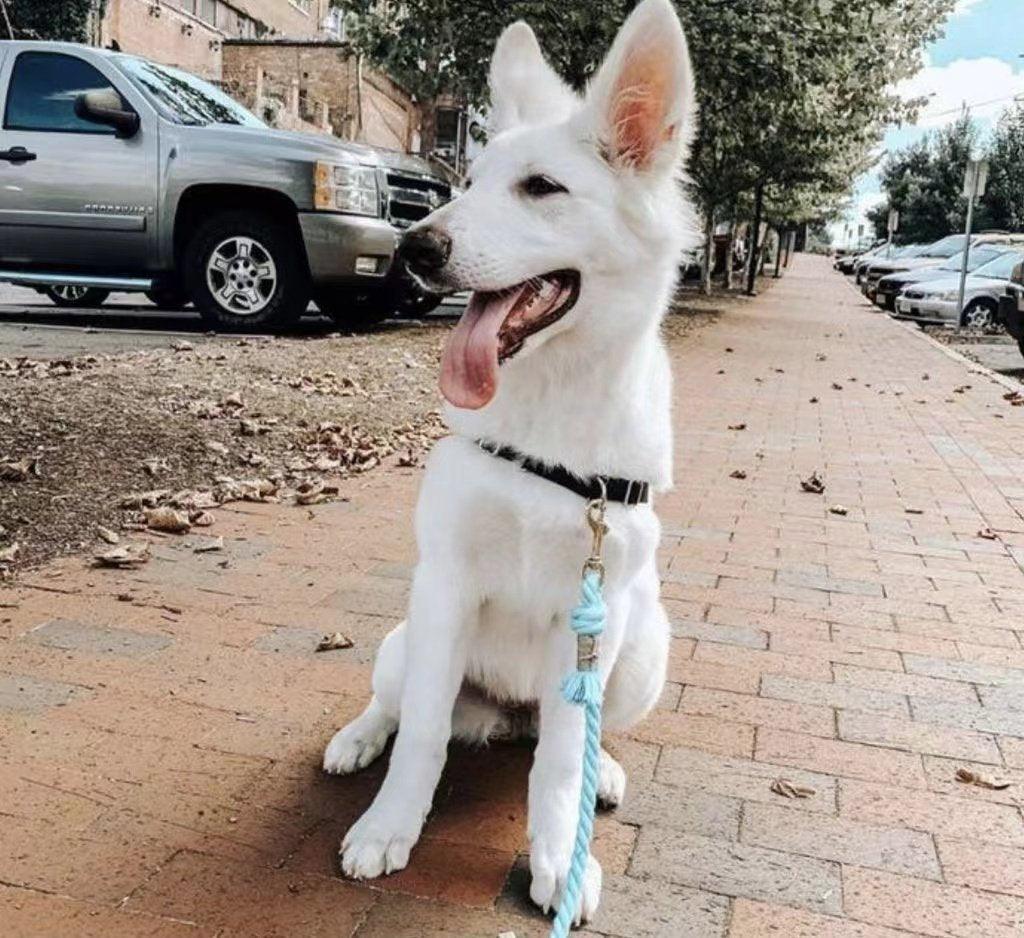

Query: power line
<box><xmin>925</xmin><ymin>91</ymin><xmax>1023</xmax><ymax>120</ymax></box>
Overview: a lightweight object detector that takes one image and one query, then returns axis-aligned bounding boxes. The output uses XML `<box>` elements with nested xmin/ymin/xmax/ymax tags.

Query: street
<box><xmin>0</xmin><ymin>283</ymin><xmax>465</xmax><ymax>359</ymax></box>
<box><xmin>4</xmin><ymin>255</ymin><xmax>1024</xmax><ymax>937</ymax></box>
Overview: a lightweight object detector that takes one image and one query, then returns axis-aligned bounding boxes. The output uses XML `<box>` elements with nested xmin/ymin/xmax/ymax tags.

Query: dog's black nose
<box><xmin>398</xmin><ymin>227</ymin><xmax>451</xmax><ymax>276</ymax></box>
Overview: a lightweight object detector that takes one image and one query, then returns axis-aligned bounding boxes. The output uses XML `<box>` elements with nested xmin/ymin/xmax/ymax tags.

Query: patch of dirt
<box><xmin>0</xmin><ymin>323</ymin><xmax>447</xmax><ymax>572</ymax></box>
<box><xmin>1</xmin><ymin>296</ymin><xmax>718</xmax><ymax>574</ymax></box>
<box><xmin>921</xmin><ymin>325</ymin><xmax>1013</xmax><ymax>346</ymax></box>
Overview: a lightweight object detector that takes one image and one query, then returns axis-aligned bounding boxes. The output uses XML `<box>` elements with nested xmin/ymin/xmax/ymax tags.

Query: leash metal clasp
<box><xmin>583</xmin><ymin>478</ymin><xmax>609</xmax><ymax>580</ymax></box>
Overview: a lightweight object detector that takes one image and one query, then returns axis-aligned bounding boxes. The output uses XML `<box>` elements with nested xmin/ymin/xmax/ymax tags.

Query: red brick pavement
<box><xmin>3</xmin><ymin>254</ymin><xmax>1024</xmax><ymax>936</ymax></box>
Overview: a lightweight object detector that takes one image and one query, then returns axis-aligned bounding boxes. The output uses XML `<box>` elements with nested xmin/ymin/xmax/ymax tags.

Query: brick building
<box><xmin>221</xmin><ymin>39</ymin><xmax>420</xmax><ymax>151</ymax></box>
<box><xmin>96</xmin><ymin>0</ymin><xmax>341</xmax><ymax>80</ymax></box>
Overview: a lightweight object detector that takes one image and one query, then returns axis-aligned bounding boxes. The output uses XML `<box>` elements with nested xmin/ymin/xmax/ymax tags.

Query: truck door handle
<box><xmin>0</xmin><ymin>147</ymin><xmax>37</xmax><ymax>163</ymax></box>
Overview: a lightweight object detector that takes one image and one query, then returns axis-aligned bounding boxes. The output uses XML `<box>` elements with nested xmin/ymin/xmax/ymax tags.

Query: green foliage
<box><xmin>869</xmin><ymin>107</ymin><xmax>1024</xmax><ymax>243</ymax></box>
<box><xmin>336</xmin><ymin>0</ymin><xmax>955</xmax><ymax>228</ymax></box>
<box><xmin>3</xmin><ymin>0</ymin><xmax>102</xmax><ymax>42</ymax></box>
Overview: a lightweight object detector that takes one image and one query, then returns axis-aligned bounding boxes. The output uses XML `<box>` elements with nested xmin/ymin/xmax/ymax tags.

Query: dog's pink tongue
<box><xmin>440</xmin><ymin>287</ymin><xmax>524</xmax><ymax>409</ymax></box>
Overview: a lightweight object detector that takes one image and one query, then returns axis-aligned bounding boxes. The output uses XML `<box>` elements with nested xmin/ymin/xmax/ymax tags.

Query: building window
<box><xmin>199</xmin><ymin>0</ymin><xmax>217</xmax><ymax>25</ymax></box>
<box><xmin>322</xmin><ymin>7</ymin><xmax>344</xmax><ymax>39</ymax></box>
<box><xmin>290</xmin><ymin>0</ymin><xmax>312</xmax><ymax>14</ymax></box>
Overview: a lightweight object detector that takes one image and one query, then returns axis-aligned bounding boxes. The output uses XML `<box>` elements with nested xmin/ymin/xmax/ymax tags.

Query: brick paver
<box><xmin>3</xmin><ymin>254</ymin><xmax>1024</xmax><ymax>935</ymax></box>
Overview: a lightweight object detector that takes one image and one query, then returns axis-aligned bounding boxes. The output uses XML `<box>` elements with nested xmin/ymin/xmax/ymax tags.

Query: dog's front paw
<box><xmin>323</xmin><ymin>721</ymin><xmax>391</xmax><ymax>775</ymax></box>
<box><xmin>598</xmin><ymin>749</ymin><xmax>627</xmax><ymax>808</ymax></box>
<box><xmin>340</xmin><ymin>806</ymin><xmax>421</xmax><ymax>879</ymax></box>
<box><xmin>530</xmin><ymin>849</ymin><xmax>602</xmax><ymax>925</ymax></box>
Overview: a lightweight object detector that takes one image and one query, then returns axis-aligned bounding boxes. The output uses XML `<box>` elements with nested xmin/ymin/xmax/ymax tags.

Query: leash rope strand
<box><xmin>550</xmin><ymin>495</ymin><xmax>608</xmax><ymax>938</ymax></box>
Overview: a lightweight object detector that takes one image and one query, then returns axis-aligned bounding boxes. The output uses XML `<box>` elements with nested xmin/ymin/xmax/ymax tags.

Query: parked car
<box><xmin>0</xmin><ymin>42</ymin><xmax>452</xmax><ymax>329</ymax></box>
<box><xmin>873</xmin><ymin>243</ymin><xmax>1020</xmax><ymax>312</ymax></box>
<box><xmin>893</xmin><ymin>249</ymin><xmax>1024</xmax><ymax>328</ymax></box>
<box><xmin>997</xmin><ymin>260</ymin><xmax>1024</xmax><ymax>356</ymax></box>
<box><xmin>859</xmin><ymin>237</ymin><xmax>968</xmax><ymax>300</ymax></box>
<box><xmin>835</xmin><ymin>242</ymin><xmax>884</xmax><ymax>274</ymax></box>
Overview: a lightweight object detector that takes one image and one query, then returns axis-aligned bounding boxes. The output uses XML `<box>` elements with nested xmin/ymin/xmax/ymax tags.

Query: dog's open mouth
<box><xmin>440</xmin><ymin>270</ymin><xmax>580</xmax><ymax>409</ymax></box>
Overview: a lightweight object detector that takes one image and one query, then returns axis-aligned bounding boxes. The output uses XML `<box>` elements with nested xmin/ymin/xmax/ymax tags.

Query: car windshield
<box><xmin>939</xmin><ymin>246</ymin><xmax>1008</xmax><ymax>272</ymax></box>
<box><xmin>971</xmin><ymin>250</ymin><xmax>1024</xmax><ymax>281</ymax></box>
<box><xmin>920</xmin><ymin>234</ymin><xmax>968</xmax><ymax>258</ymax></box>
<box><xmin>116</xmin><ymin>57</ymin><xmax>265</xmax><ymax>128</ymax></box>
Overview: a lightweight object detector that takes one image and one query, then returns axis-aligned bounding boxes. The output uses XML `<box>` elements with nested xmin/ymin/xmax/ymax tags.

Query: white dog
<box><xmin>323</xmin><ymin>0</ymin><xmax>697</xmax><ymax>922</ymax></box>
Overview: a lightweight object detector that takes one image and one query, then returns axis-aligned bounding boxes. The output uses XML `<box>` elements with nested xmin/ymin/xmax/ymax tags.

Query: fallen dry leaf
<box><xmin>315</xmin><ymin>632</ymin><xmax>354</xmax><ymax>652</ymax></box>
<box><xmin>977</xmin><ymin>527</ymin><xmax>998</xmax><ymax>541</ymax></box>
<box><xmin>955</xmin><ymin>767</ymin><xmax>1010</xmax><ymax>790</ymax></box>
<box><xmin>193</xmin><ymin>536</ymin><xmax>224</xmax><ymax>553</ymax></box>
<box><xmin>809</xmin><ymin>397</ymin><xmax>819</xmax><ymax>404</ymax></box>
<box><xmin>816</xmin><ymin>353</ymin><xmax>827</xmax><ymax>362</ymax></box>
<box><xmin>829</xmin><ymin>505</ymin><xmax>848</xmax><ymax>516</ymax></box>
<box><xmin>144</xmin><ymin>506</ymin><xmax>191</xmax><ymax>534</ymax></box>
<box><xmin>190</xmin><ymin>510</ymin><xmax>216</xmax><ymax>527</ymax></box>
<box><xmin>222</xmin><ymin>391</ymin><xmax>244</xmax><ymax>409</ymax></box>
<box><xmin>728</xmin><ymin>423</ymin><xmax>747</xmax><ymax>431</ymax></box>
<box><xmin>96</xmin><ymin>525</ymin><xmax>120</xmax><ymax>545</ymax></box>
<box><xmin>206</xmin><ymin>441</ymin><xmax>230</xmax><ymax>456</ymax></box>
<box><xmin>831</xmin><ymin>382</ymin><xmax>843</xmax><ymax>391</ymax></box>
<box><xmin>800</xmin><ymin>471</ymin><xmax>825</xmax><ymax>495</ymax></box>
<box><xmin>730</xmin><ymin>469</ymin><xmax>748</xmax><ymax>480</ymax></box>
<box><xmin>171</xmin><ymin>340</ymin><xmax>194</xmax><ymax>352</ymax></box>
<box><xmin>0</xmin><ymin>542</ymin><xmax>20</xmax><ymax>564</ymax></box>
<box><xmin>904</xmin><ymin>506</ymin><xmax>923</xmax><ymax>515</ymax></box>
<box><xmin>770</xmin><ymin>778</ymin><xmax>816</xmax><ymax>799</ymax></box>
<box><xmin>120</xmin><ymin>489</ymin><xmax>171</xmax><ymax>509</ymax></box>
<box><xmin>142</xmin><ymin>457</ymin><xmax>169</xmax><ymax>477</ymax></box>
<box><xmin>0</xmin><ymin>455</ymin><xmax>40</xmax><ymax>482</ymax></box>
<box><xmin>94</xmin><ymin>545</ymin><xmax>150</xmax><ymax>568</ymax></box>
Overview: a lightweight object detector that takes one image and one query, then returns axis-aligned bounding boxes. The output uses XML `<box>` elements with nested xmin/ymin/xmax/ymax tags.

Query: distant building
<box><xmin>221</xmin><ymin>39</ymin><xmax>420</xmax><ymax>151</ymax></box>
<box><xmin>94</xmin><ymin>0</ymin><xmax>341</xmax><ymax>80</ymax></box>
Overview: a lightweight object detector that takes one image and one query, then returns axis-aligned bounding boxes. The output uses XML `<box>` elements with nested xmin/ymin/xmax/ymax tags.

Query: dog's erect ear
<box><xmin>488</xmin><ymin>21</ymin><xmax>577</xmax><ymax>135</ymax></box>
<box><xmin>584</xmin><ymin>0</ymin><xmax>694</xmax><ymax>173</ymax></box>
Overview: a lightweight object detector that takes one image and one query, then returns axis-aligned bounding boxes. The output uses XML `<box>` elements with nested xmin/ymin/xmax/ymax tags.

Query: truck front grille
<box><xmin>386</xmin><ymin>172</ymin><xmax>452</xmax><ymax>229</ymax></box>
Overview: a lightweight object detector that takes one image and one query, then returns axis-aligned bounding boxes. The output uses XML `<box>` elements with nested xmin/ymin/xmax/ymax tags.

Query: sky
<box><xmin>835</xmin><ymin>0</ymin><xmax>1023</xmax><ymax>246</ymax></box>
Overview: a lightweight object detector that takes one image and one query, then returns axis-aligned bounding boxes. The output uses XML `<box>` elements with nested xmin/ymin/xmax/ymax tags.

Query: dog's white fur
<box><xmin>323</xmin><ymin>0</ymin><xmax>698</xmax><ymax>922</ymax></box>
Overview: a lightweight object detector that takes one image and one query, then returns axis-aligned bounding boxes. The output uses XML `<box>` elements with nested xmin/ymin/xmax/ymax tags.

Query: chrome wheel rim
<box><xmin>965</xmin><ymin>304</ymin><xmax>992</xmax><ymax>329</ymax></box>
<box><xmin>51</xmin><ymin>284</ymin><xmax>90</xmax><ymax>301</ymax></box>
<box><xmin>206</xmin><ymin>236</ymin><xmax>277</xmax><ymax>316</ymax></box>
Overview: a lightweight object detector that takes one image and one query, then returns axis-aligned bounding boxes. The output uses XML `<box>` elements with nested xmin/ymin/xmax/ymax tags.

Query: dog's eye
<box><xmin>520</xmin><ymin>174</ymin><xmax>568</xmax><ymax>198</ymax></box>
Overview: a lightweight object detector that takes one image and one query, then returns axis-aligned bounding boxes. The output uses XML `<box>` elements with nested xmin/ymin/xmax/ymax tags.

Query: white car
<box><xmin>893</xmin><ymin>250</ymin><xmax>1024</xmax><ymax>328</ymax></box>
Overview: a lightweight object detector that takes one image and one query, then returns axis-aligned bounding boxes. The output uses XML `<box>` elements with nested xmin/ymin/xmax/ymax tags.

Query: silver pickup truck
<box><xmin>0</xmin><ymin>41</ymin><xmax>451</xmax><ymax>329</ymax></box>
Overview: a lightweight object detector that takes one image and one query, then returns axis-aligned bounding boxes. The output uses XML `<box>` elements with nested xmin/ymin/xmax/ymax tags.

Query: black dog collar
<box><xmin>477</xmin><ymin>440</ymin><xmax>651</xmax><ymax>506</ymax></box>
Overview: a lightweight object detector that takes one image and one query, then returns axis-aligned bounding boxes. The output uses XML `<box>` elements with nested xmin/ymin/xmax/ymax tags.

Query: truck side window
<box><xmin>4</xmin><ymin>51</ymin><xmax>120</xmax><ymax>134</ymax></box>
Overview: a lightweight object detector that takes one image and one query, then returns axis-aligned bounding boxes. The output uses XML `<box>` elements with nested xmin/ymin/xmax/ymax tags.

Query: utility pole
<box><xmin>956</xmin><ymin>156</ymin><xmax>989</xmax><ymax>331</ymax></box>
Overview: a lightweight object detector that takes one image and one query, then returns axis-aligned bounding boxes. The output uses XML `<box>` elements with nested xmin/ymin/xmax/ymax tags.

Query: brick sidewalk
<box><xmin>3</xmin><ymin>254</ymin><xmax>1024</xmax><ymax>937</ymax></box>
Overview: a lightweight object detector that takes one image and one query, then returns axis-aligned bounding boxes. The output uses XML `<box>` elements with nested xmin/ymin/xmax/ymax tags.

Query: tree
<box><xmin>868</xmin><ymin>108</ymin><xmax>1023</xmax><ymax>244</ymax></box>
<box><xmin>2</xmin><ymin>0</ymin><xmax>103</xmax><ymax>42</ymax></box>
<box><xmin>985</xmin><ymin>100</ymin><xmax>1024</xmax><ymax>233</ymax></box>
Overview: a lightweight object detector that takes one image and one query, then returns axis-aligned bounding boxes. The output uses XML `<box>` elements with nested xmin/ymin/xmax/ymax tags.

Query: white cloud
<box><xmin>953</xmin><ymin>0</ymin><xmax>985</xmax><ymax>15</ymax></box>
<box><xmin>896</xmin><ymin>57</ymin><xmax>1024</xmax><ymax>129</ymax></box>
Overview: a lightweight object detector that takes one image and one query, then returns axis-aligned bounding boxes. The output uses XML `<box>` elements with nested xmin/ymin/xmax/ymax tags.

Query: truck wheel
<box><xmin>315</xmin><ymin>287</ymin><xmax>391</xmax><ymax>330</ymax></box>
<box><xmin>44</xmin><ymin>285</ymin><xmax>110</xmax><ymax>308</ymax></box>
<box><xmin>184</xmin><ymin>211</ymin><xmax>310</xmax><ymax>331</ymax></box>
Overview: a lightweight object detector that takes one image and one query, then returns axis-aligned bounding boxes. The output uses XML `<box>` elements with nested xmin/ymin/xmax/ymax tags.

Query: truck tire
<box><xmin>44</xmin><ymin>285</ymin><xmax>110</xmax><ymax>308</ymax></box>
<box><xmin>184</xmin><ymin>210</ymin><xmax>310</xmax><ymax>331</ymax></box>
<box><xmin>315</xmin><ymin>286</ymin><xmax>391</xmax><ymax>330</ymax></box>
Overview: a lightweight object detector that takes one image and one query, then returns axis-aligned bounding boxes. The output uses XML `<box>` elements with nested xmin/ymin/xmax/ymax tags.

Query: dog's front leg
<box><xmin>528</xmin><ymin>623</ymin><xmax>603</xmax><ymax>924</ymax></box>
<box><xmin>341</xmin><ymin>563</ymin><xmax>471</xmax><ymax>879</ymax></box>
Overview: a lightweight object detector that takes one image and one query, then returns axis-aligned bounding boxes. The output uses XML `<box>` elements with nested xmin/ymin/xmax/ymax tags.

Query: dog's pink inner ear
<box><xmin>608</xmin><ymin>51</ymin><xmax>675</xmax><ymax>169</ymax></box>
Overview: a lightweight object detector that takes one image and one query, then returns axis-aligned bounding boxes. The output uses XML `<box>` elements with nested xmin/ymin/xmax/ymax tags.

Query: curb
<box><xmin>890</xmin><ymin>317</ymin><xmax>1023</xmax><ymax>394</ymax></box>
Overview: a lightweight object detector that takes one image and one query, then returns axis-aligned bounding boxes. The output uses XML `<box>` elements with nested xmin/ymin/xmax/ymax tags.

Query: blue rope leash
<box><xmin>550</xmin><ymin>565</ymin><xmax>606</xmax><ymax>938</ymax></box>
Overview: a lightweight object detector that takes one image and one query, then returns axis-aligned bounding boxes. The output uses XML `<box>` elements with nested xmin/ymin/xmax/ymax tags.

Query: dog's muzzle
<box><xmin>397</xmin><ymin>227</ymin><xmax>452</xmax><ymax>278</ymax></box>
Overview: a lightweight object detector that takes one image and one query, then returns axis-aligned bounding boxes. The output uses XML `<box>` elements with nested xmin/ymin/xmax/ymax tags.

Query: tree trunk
<box><xmin>773</xmin><ymin>227</ymin><xmax>784</xmax><ymax>278</ymax></box>
<box><xmin>701</xmin><ymin>209</ymin><xmax>715</xmax><ymax>296</ymax></box>
<box><xmin>418</xmin><ymin>99</ymin><xmax>438</xmax><ymax>158</ymax></box>
<box><xmin>745</xmin><ymin>181</ymin><xmax>765</xmax><ymax>296</ymax></box>
<box><xmin>724</xmin><ymin>217</ymin><xmax>736</xmax><ymax>290</ymax></box>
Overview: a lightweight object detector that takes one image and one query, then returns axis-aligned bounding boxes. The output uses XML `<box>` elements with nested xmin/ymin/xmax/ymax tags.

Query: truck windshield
<box><xmin>116</xmin><ymin>57</ymin><xmax>265</xmax><ymax>128</ymax></box>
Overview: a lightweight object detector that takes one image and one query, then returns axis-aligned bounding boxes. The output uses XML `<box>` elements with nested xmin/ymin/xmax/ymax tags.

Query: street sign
<box><xmin>887</xmin><ymin>209</ymin><xmax>899</xmax><ymax>233</ymax></box>
<box><xmin>963</xmin><ymin>159</ymin><xmax>989</xmax><ymax>198</ymax></box>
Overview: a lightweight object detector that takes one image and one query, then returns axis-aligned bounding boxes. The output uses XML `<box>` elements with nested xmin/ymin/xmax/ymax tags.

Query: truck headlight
<box><xmin>314</xmin><ymin>162</ymin><xmax>379</xmax><ymax>216</ymax></box>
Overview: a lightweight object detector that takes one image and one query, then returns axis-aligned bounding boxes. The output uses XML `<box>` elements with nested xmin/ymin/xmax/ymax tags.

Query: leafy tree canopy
<box><xmin>2</xmin><ymin>0</ymin><xmax>102</xmax><ymax>42</ymax></box>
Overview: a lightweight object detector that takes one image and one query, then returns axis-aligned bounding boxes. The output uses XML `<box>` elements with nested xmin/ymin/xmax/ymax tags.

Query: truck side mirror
<box><xmin>75</xmin><ymin>89</ymin><xmax>140</xmax><ymax>139</ymax></box>
<box><xmin>1012</xmin><ymin>261</ymin><xmax>1024</xmax><ymax>287</ymax></box>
